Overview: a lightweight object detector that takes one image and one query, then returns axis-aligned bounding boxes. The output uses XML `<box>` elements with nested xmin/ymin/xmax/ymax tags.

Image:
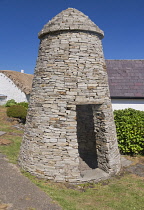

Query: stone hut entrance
<box><xmin>76</xmin><ymin>103</ymin><xmax>114</xmax><ymax>178</ymax></box>
<box><xmin>77</xmin><ymin>104</ymin><xmax>98</xmax><ymax>172</ymax></box>
<box><xmin>19</xmin><ymin>8</ymin><xmax>121</xmax><ymax>183</ymax></box>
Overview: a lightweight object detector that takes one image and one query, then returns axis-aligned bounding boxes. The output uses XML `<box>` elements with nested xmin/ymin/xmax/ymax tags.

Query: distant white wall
<box><xmin>0</xmin><ymin>73</ymin><xmax>28</xmax><ymax>105</ymax></box>
<box><xmin>111</xmin><ymin>99</ymin><xmax>144</xmax><ymax>111</ymax></box>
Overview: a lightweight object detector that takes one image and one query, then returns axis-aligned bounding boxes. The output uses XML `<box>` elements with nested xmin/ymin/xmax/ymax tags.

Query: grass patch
<box><xmin>0</xmin><ymin>106</ymin><xmax>23</xmax><ymax>163</ymax></box>
<box><xmin>0</xmin><ymin>105</ymin><xmax>144</xmax><ymax>209</ymax></box>
<box><xmin>0</xmin><ymin>135</ymin><xmax>22</xmax><ymax>163</ymax></box>
<box><xmin>22</xmin><ymin>171</ymin><xmax>144</xmax><ymax>210</ymax></box>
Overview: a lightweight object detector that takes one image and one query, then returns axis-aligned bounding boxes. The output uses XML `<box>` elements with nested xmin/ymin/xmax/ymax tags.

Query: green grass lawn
<box><xmin>23</xmin><ymin>171</ymin><xmax>144</xmax><ymax>210</ymax></box>
<box><xmin>0</xmin><ymin>106</ymin><xmax>144</xmax><ymax>210</ymax></box>
<box><xmin>0</xmin><ymin>106</ymin><xmax>23</xmax><ymax>163</ymax></box>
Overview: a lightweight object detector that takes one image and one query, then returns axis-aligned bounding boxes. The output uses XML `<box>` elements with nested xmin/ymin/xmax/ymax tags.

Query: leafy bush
<box><xmin>5</xmin><ymin>99</ymin><xmax>17</xmax><ymax>107</ymax></box>
<box><xmin>114</xmin><ymin>108</ymin><xmax>144</xmax><ymax>155</ymax></box>
<box><xmin>6</xmin><ymin>105</ymin><xmax>27</xmax><ymax>123</ymax></box>
<box><xmin>17</xmin><ymin>102</ymin><xmax>28</xmax><ymax>109</ymax></box>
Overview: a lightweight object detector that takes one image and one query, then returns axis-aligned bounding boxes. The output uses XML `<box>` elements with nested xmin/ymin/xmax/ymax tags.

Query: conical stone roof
<box><xmin>38</xmin><ymin>8</ymin><xmax>104</xmax><ymax>38</ymax></box>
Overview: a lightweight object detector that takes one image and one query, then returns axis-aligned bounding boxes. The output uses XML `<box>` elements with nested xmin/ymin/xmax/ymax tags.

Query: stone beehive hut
<box><xmin>19</xmin><ymin>8</ymin><xmax>121</xmax><ymax>183</ymax></box>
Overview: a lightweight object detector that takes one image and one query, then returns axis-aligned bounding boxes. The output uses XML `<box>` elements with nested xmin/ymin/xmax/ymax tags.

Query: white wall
<box><xmin>0</xmin><ymin>73</ymin><xmax>28</xmax><ymax>105</ymax></box>
<box><xmin>111</xmin><ymin>99</ymin><xmax>144</xmax><ymax>111</ymax></box>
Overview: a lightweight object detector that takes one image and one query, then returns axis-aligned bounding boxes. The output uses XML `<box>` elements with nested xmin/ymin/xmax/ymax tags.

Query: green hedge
<box><xmin>5</xmin><ymin>99</ymin><xmax>17</xmax><ymax>107</ymax></box>
<box><xmin>114</xmin><ymin>108</ymin><xmax>144</xmax><ymax>155</ymax></box>
<box><xmin>5</xmin><ymin>99</ymin><xmax>28</xmax><ymax>109</ymax></box>
<box><xmin>17</xmin><ymin>102</ymin><xmax>29</xmax><ymax>109</ymax></box>
<box><xmin>7</xmin><ymin>105</ymin><xmax>27</xmax><ymax>123</ymax></box>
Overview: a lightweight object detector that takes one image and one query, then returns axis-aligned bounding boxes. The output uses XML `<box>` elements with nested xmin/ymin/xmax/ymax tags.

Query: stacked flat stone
<box><xmin>19</xmin><ymin>8</ymin><xmax>121</xmax><ymax>183</ymax></box>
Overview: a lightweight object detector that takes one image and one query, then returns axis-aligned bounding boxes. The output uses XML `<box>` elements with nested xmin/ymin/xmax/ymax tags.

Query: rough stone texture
<box><xmin>38</xmin><ymin>8</ymin><xmax>104</xmax><ymax>38</ymax></box>
<box><xmin>19</xmin><ymin>8</ymin><xmax>121</xmax><ymax>183</ymax></box>
<box><xmin>0</xmin><ymin>131</ymin><xmax>6</xmax><ymax>136</ymax></box>
<box><xmin>126</xmin><ymin>164</ymin><xmax>144</xmax><ymax>177</ymax></box>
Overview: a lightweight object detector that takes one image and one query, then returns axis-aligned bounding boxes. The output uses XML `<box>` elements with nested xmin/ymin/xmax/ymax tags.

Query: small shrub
<box><xmin>5</xmin><ymin>99</ymin><xmax>17</xmax><ymax>107</ymax></box>
<box><xmin>114</xmin><ymin>108</ymin><xmax>144</xmax><ymax>155</ymax></box>
<box><xmin>7</xmin><ymin>105</ymin><xmax>27</xmax><ymax>123</ymax></box>
<box><xmin>17</xmin><ymin>102</ymin><xmax>28</xmax><ymax>109</ymax></box>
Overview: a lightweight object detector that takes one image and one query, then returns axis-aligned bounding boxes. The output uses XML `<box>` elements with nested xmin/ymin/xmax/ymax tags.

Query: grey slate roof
<box><xmin>106</xmin><ymin>60</ymin><xmax>144</xmax><ymax>98</ymax></box>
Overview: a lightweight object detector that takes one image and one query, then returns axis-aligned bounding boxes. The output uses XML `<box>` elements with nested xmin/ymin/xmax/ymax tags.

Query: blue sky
<box><xmin>0</xmin><ymin>0</ymin><xmax>144</xmax><ymax>74</ymax></box>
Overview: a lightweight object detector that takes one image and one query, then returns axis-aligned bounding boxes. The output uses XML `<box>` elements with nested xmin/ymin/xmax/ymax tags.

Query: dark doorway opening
<box><xmin>76</xmin><ymin>105</ymin><xmax>98</xmax><ymax>172</ymax></box>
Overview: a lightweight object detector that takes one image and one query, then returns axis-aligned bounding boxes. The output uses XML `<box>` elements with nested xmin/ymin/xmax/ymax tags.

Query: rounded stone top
<box><xmin>38</xmin><ymin>8</ymin><xmax>104</xmax><ymax>38</ymax></box>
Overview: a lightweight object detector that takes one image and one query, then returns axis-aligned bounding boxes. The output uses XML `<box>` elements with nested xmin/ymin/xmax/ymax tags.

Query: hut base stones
<box><xmin>19</xmin><ymin>8</ymin><xmax>121</xmax><ymax>183</ymax></box>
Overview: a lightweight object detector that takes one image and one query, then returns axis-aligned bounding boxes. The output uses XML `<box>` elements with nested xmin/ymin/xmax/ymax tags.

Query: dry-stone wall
<box><xmin>19</xmin><ymin>8</ymin><xmax>121</xmax><ymax>183</ymax></box>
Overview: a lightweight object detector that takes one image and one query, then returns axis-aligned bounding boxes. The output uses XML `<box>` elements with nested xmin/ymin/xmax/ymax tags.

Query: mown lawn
<box><xmin>23</xmin><ymin>171</ymin><xmax>144</xmax><ymax>210</ymax></box>
<box><xmin>0</xmin><ymin>106</ymin><xmax>144</xmax><ymax>210</ymax></box>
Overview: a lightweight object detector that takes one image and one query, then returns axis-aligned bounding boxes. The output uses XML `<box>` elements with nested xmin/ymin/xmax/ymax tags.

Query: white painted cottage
<box><xmin>0</xmin><ymin>70</ymin><xmax>33</xmax><ymax>105</ymax></box>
